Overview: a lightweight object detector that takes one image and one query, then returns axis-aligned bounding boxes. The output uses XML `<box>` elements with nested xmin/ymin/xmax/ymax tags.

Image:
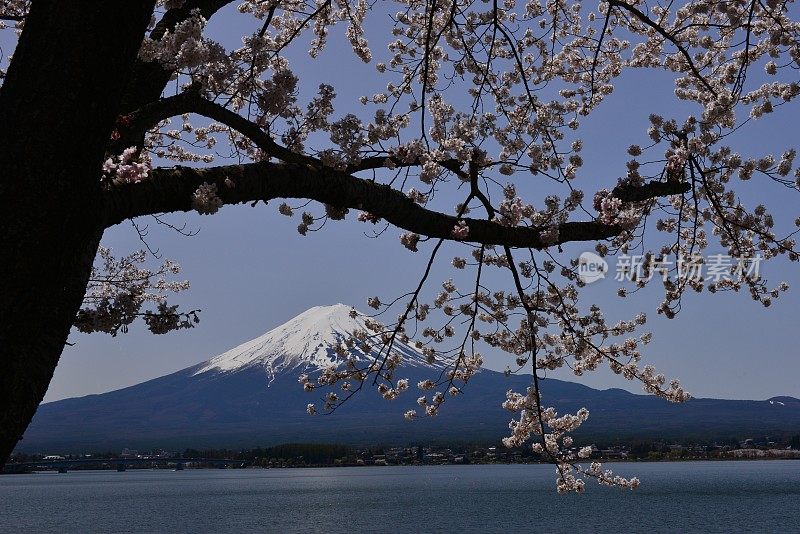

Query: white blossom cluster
<box><xmin>192</xmin><ymin>182</ymin><xmax>223</xmax><ymax>215</ymax></box>
<box><xmin>139</xmin><ymin>9</ymin><xmax>222</xmax><ymax>71</ymax></box>
<box><xmin>0</xmin><ymin>0</ymin><xmax>26</xmax><ymax>33</ymax></box>
<box><xmin>75</xmin><ymin>247</ymin><xmax>197</xmax><ymax>336</ymax></box>
<box><xmin>145</xmin><ymin>115</ymin><xmax>225</xmax><ymax>165</ymax></box>
<box><xmin>102</xmin><ymin>147</ymin><xmax>151</xmax><ymax>185</ymax></box>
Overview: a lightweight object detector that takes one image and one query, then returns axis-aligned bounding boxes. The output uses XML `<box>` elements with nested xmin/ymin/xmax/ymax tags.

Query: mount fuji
<box><xmin>18</xmin><ymin>304</ymin><xmax>800</xmax><ymax>453</ymax></box>
<box><xmin>192</xmin><ymin>304</ymin><xmax>443</xmax><ymax>380</ymax></box>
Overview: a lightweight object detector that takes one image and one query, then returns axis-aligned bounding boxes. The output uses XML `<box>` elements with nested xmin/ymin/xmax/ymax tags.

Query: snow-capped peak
<box><xmin>193</xmin><ymin>304</ymin><xmax>439</xmax><ymax>381</ymax></box>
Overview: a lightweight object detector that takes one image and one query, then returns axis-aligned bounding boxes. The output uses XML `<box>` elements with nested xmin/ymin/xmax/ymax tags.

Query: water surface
<box><xmin>1</xmin><ymin>461</ymin><xmax>798</xmax><ymax>533</ymax></box>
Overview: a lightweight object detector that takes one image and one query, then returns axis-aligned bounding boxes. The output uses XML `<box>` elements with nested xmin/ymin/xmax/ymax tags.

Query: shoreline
<box><xmin>4</xmin><ymin>454</ymin><xmax>798</xmax><ymax>475</ymax></box>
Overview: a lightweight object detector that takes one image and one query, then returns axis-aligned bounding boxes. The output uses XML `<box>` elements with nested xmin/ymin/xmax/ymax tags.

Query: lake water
<box><xmin>1</xmin><ymin>461</ymin><xmax>798</xmax><ymax>533</ymax></box>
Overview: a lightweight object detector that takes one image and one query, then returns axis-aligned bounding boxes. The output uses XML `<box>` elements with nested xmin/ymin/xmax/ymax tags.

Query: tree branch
<box><xmin>117</xmin><ymin>0</ymin><xmax>235</xmax><ymax>118</ymax></box>
<box><xmin>125</xmin><ymin>90</ymin><xmax>469</xmax><ymax>176</ymax></box>
<box><xmin>607</xmin><ymin>0</ymin><xmax>717</xmax><ymax>96</ymax></box>
<box><xmin>125</xmin><ymin>90</ymin><xmax>318</xmax><ymax>167</ymax></box>
<box><xmin>103</xmin><ymin>161</ymin><xmax>689</xmax><ymax>249</ymax></box>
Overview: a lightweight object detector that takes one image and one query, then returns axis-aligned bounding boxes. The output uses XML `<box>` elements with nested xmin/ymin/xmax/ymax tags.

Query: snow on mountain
<box><xmin>193</xmin><ymin>303</ymin><xmax>439</xmax><ymax>382</ymax></box>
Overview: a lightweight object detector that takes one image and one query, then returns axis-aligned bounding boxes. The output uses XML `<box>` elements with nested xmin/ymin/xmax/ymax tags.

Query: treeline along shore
<box><xmin>6</xmin><ymin>435</ymin><xmax>800</xmax><ymax>473</ymax></box>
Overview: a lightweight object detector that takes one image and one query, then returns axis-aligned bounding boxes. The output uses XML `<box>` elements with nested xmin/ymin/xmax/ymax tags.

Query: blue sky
<box><xmin>12</xmin><ymin>5</ymin><xmax>796</xmax><ymax>403</ymax></box>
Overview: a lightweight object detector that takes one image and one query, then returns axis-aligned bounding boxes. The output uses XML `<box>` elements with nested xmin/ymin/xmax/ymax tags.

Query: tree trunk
<box><xmin>0</xmin><ymin>0</ymin><xmax>156</xmax><ymax>467</ymax></box>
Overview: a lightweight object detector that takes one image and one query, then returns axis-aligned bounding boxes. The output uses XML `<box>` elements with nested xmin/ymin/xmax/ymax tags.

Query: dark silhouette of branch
<box><xmin>607</xmin><ymin>0</ymin><xmax>717</xmax><ymax>95</ymax></box>
<box><xmin>104</xmin><ymin>161</ymin><xmax>689</xmax><ymax>249</ymax></box>
<box><xmin>126</xmin><ymin>90</ymin><xmax>469</xmax><ymax>176</ymax></box>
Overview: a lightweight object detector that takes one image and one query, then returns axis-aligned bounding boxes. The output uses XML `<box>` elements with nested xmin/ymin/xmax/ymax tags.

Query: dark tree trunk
<box><xmin>0</xmin><ymin>0</ymin><xmax>156</xmax><ymax>467</ymax></box>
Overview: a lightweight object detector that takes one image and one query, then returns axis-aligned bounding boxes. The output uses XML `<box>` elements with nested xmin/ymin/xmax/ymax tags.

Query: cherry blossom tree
<box><xmin>1</xmin><ymin>0</ymin><xmax>798</xmax><ymax>488</ymax></box>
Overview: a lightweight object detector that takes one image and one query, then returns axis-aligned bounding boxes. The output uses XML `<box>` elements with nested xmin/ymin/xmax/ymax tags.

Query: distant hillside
<box><xmin>19</xmin><ymin>305</ymin><xmax>800</xmax><ymax>453</ymax></box>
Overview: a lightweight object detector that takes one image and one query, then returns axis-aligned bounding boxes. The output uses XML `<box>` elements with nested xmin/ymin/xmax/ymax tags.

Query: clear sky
<box><xmin>19</xmin><ymin>6</ymin><xmax>798</xmax><ymax>403</ymax></box>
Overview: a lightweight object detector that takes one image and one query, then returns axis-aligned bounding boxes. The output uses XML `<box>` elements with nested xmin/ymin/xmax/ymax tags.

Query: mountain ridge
<box><xmin>19</xmin><ymin>304</ymin><xmax>800</xmax><ymax>453</ymax></box>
